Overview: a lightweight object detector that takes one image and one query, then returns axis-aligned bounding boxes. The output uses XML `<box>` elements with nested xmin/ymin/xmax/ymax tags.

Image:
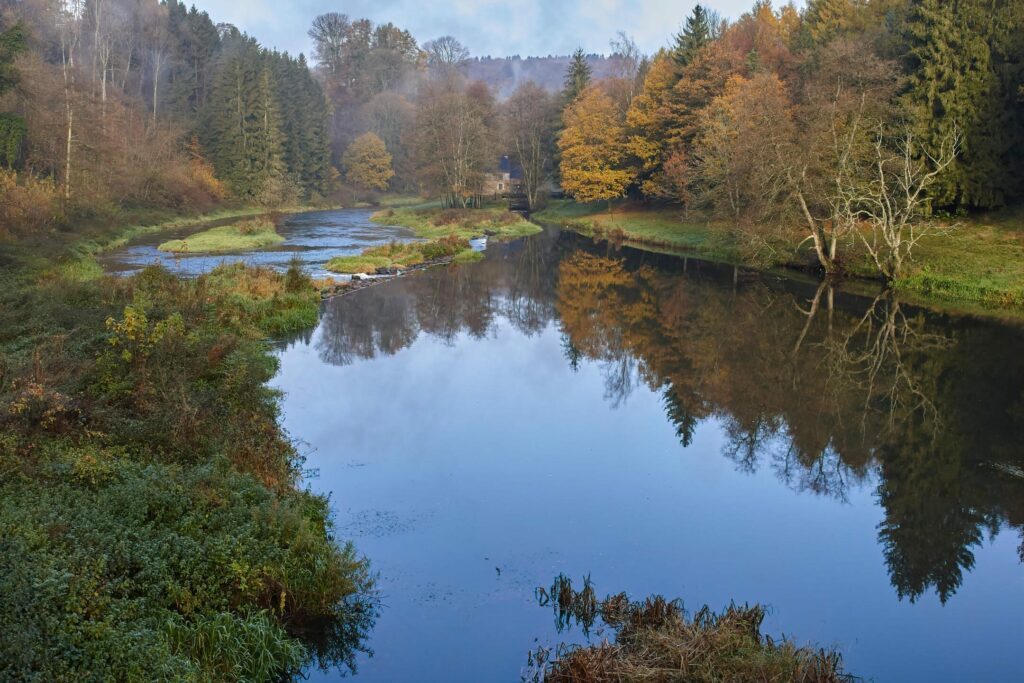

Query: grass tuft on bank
<box><xmin>529</xmin><ymin>576</ymin><xmax>853</xmax><ymax>683</ymax></box>
<box><xmin>372</xmin><ymin>204</ymin><xmax>540</xmax><ymax>240</ymax></box>
<box><xmin>158</xmin><ymin>218</ymin><xmax>284</xmax><ymax>253</ymax></box>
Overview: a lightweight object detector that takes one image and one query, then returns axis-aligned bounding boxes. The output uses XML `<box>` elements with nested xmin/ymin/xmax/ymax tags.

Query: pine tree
<box><xmin>672</xmin><ymin>5</ymin><xmax>711</xmax><ymax>68</ymax></box>
<box><xmin>902</xmin><ymin>0</ymin><xmax>1023</xmax><ymax>208</ymax></box>
<box><xmin>563</xmin><ymin>48</ymin><xmax>592</xmax><ymax>103</ymax></box>
<box><xmin>0</xmin><ymin>20</ymin><xmax>26</xmax><ymax>168</ymax></box>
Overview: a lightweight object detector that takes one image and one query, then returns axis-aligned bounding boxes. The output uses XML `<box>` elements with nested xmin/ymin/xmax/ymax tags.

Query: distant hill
<box><xmin>465</xmin><ymin>54</ymin><xmax>626</xmax><ymax>98</ymax></box>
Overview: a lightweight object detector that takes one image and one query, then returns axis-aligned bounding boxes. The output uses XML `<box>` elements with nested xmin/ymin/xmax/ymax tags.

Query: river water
<box><xmin>97</xmin><ymin>208</ymin><xmax>415</xmax><ymax>279</ymax></box>
<box><xmin>103</xmin><ymin>209</ymin><xmax>1024</xmax><ymax>681</ymax></box>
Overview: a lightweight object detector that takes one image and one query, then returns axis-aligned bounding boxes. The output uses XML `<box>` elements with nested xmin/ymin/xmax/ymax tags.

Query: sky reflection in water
<box><xmin>272</xmin><ymin>226</ymin><xmax>1024</xmax><ymax>682</ymax></box>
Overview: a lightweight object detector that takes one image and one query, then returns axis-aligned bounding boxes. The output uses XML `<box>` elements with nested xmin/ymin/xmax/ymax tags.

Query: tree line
<box><xmin>2</xmin><ymin>0</ymin><xmax>1021</xmax><ymax>268</ymax></box>
<box><xmin>554</xmin><ymin>0</ymin><xmax>1024</xmax><ymax>281</ymax></box>
<box><xmin>0</xmin><ymin>0</ymin><xmax>332</xmax><ymax>237</ymax></box>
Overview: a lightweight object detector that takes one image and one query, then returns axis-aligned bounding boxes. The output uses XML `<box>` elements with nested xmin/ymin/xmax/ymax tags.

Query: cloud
<box><xmin>194</xmin><ymin>0</ymin><xmax>784</xmax><ymax>60</ymax></box>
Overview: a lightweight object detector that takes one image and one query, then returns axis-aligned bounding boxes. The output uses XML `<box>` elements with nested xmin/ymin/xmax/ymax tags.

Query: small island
<box><xmin>325</xmin><ymin>235</ymin><xmax>481</xmax><ymax>275</ymax></box>
<box><xmin>157</xmin><ymin>218</ymin><xmax>284</xmax><ymax>253</ymax></box>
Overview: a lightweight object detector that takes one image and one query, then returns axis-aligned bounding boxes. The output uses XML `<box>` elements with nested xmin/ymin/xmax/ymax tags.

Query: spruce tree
<box><xmin>902</xmin><ymin>0</ymin><xmax>1023</xmax><ymax>208</ymax></box>
<box><xmin>672</xmin><ymin>5</ymin><xmax>711</xmax><ymax>68</ymax></box>
<box><xmin>563</xmin><ymin>48</ymin><xmax>592</xmax><ymax>103</ymax></box>
<box><xmin>0</xmin><ymin>20</ymin><xmax>26</xmax><ymax>168</ymax></box>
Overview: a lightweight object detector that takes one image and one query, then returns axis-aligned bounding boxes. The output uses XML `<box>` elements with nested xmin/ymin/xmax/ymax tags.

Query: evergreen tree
<box><xmin>0</xmin><ymin>20</ymin><xmax>26</xmax><ymax>168</ymax></box>
<box><xmin>563</xmin><ymin>48</ymin><xmax>592</xmax><ymax>103</ymax></box>
<box><xmin>902</xmin><ymin>0</ymin><xmax>1024</xmax><ymax>208</ymax></box>
<box><xmin>202</xmin><ymin>40</ymin><xmax>284</xmax><ymax>198</ymax></box>
<box><xmin>672</xmin><ymin>5</ymin><xmax>712</xmax><ymax>67</ymax></box>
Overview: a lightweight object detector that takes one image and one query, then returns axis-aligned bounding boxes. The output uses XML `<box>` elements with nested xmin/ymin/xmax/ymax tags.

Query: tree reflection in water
<box><xmin>312</xmin><ymin>228</ymin><xmax>1024</xmax><ymax>605</ymax></box>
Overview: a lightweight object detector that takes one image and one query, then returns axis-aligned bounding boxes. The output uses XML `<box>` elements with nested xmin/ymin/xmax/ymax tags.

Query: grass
<box><xmin>537</xmin><ymin>199</ymin><xmax>1024</xmax><ymax>313</ymax></box>
<box><xmin>535</xmin><ymin>199</ymin><xmax>741</xmax><ymax>261</ymax></box>
<box><xmin>325</xmin><ymin>235</ymin><xmax>474</xmax><ymax>274</ymax></box>
<box><xmin>452</xmin><ymin>248</ymin><xmax>484</xmax><ymax>264</ymax></box>
<box><xmin>157</xmin><ymin>219</ymin><xmax>284</xmax><ymax>253</ymax></box>
<box><xmin>888</xmin><ymin>210</ymin><xmax>1024</xmax><ymax>308</ymax></box>
<box><xmin>528</xmin><ymin>576</ymin><xmax>853</xmax><ymax>683</ymax></box>
<box><xmin>372</xmin><ymin>203</ymin><xmax>541</xmax><ymax>240</ymax></box>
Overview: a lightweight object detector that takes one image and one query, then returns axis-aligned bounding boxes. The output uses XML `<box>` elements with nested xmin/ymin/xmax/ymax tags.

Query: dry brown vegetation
<box><xmin>528</xmin><ymin>576</ymin><xmax>853</xmax><ymax>683</ymax></box>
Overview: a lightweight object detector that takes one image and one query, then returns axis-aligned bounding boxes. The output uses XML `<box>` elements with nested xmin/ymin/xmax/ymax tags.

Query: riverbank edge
<box><xmin>0</xmin><ymin>216</ymin><xmax>374</xmax><ymax>677</ymax></box>
<box><xmin>533</xmin><ymin>200</ymin><xmax>1024</xmax><ymax>322</ymax></box>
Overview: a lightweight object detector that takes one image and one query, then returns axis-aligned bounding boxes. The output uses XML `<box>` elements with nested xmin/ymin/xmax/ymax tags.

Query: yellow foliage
<box><xmin>343</xmin><ymin>132</ymin><xmax>395</xmax><ymax>192</ymax></box>
<box><xmin>558</xmin><ymin>86</ymin><xmax>635</xmax><ymax>204</ymax></box>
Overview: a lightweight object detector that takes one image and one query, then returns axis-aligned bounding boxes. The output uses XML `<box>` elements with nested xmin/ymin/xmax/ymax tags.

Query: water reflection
<box><xmin>311</xmin><ymin>228</ymin><xmax>1024</xmax><ymax>607</ymax></box>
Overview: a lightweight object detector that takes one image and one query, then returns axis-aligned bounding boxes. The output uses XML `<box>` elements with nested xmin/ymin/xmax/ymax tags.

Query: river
<box><xmin>107</xmin><ymin>209</ymin><xmax>1024</xmax><ymax>682</ymax></box>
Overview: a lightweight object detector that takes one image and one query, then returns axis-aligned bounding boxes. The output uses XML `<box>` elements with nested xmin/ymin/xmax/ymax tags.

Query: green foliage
<box><xmin>325</xmin><ymin>235</ymin><xmax>473</xmax><ymax>273</ymax></box>
<box><xmin>0</xmin><ymin>20</ymin><xmax>25</xmax><ymax>96</ymax></box>
<box><xmin>0</xmin><ymin>113</ymin><xmax>25</xmax><ymax>168</ymax></box>
<box><xmin>0</xmin><ymin>259</ymin><xmax>368</xmax><ymax>680</ymax></box>
<box><xmin>563</xmin><ymin>48</ymin><xmax>592</xmax><ymax>103</ymax></box>
<box><xmin>902</xmin><ymin>0</ymin><xmax>1024</xmax><ymax>208</ymax></box>
<box><xmin>672</xmin><ymin>4</ymin><xmax>712</xmax><ymax>67</ymax></box>
<box><xmin>200</xmin><ymin>36</ymin><xmax>332</xmax><ymax>201</ymax></box>
<box><xmin>371</xmin><ymin>204</ymin><xmax>541</xmax><ymax>240</ymax></box>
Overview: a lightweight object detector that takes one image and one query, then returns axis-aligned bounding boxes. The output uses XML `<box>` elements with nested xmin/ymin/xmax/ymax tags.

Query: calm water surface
<box><xmin>269</xmin><ymin>225</ymin><xmax>1024</xmax><ymax>682</ymax></box>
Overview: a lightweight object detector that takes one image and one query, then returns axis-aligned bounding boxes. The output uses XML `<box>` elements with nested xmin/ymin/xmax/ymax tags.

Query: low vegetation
<box><xmin>527</xmin><ymin>576</ymin><xmax>852</xmax><ymax>683</ymax></box>
<box><xmin>157</xmin><ymin>219</ymin><xmax>284</xmax><ymax>254</ymax></box>
<box><xmin>372</xmin><ymin>205</ymin><xmax>540</xmax><ymax>240</ymax></box>
<box><xmin>0</xmin><ymin>254</ymin><xmax>374</xmax><ymax>681</ymax></box>
<box><xmin>326</xmin><ymin>235</ymin><xmax>474</xmax><ymax>274</ymax></box>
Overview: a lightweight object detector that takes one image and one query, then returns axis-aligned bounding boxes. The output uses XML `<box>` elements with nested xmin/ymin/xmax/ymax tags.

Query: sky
<box><xmin>194</xmin><ymin>0</ymin><xmax>768</xmax><ymax>61</ymax></box>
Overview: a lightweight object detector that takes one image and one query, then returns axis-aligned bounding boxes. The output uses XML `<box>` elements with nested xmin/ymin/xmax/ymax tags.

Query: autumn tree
<box><xmin>342</xmin><ymin>131</ymin><xmax>394</xmax><ymax>191</ymax></box>
<box><xmin>693</xmin><ymin>73</ymin><xmax>794</xmax><ymax>223</ymax></box>
<box><xmin>502</xmin><ymin>81</ymin><xmax>559</xmax><ymax>210</ymax></box>
<box><xmin>558</xmin><ymin>85</ymin><xmax>634</xmax><ymax>209</ymax></box>
<box><xmin>626</xmin><ymin>52</ymin><xmax>687</xmax><ymax>199</ymax></box>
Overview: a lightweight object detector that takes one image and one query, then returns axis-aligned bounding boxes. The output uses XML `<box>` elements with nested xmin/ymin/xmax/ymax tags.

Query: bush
<box><xmin>0</xmin><ymin>169</ymin><xmax>60</xmax><ymax>238</ymax></box>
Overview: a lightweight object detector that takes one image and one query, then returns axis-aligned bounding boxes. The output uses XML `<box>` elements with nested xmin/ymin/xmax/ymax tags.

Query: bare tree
<box><xmin>423</xmin><ymin>36</ymin><xmax>469</xmax><ymax>72</ymax></box>
<box><xmin>57</xmin><ymin>0</ymin><xmax>83</xmax><ymax>202</ymax></box>
<box><xmin>843</xmin><ymin>127</ymin><xmax>961</xmax><ymax>281</ymax></box>
<box><xmin>308</xmin><ymin>12</ymin><xmax>350</xmax><ymax>76</ymax></box>
<box><xmin>502</xmin><ymin>81</ymin><xmax>558</xmax><ymax>210</ymax></box>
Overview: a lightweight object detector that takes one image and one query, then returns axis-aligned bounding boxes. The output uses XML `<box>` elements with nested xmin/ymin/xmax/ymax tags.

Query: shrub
<box><xmin>0</xmin><ymin>170</ymin><xmax>60</xmax><ymax>238</ymax></box>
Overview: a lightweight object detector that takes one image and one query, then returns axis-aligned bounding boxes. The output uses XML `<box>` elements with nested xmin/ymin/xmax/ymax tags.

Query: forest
<box><xmin>0</xmin><ymin>0</ymin><xmax>1022</xmax><ymax>681</ymax></box>
<box><xmin>1</xmin><ymin>0</ymin><xmax>1022</xmax><ymax>300</ymax></box>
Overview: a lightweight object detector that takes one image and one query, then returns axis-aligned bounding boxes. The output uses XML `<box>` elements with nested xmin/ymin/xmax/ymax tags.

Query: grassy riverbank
<box><xmin>0</xmin><ymin>237</ymin><xmax>373</xmax><ymax>679</ymax></box>
<box><xmin>372</xmin><ymin>203</ymin><xmax>541</xmax><ymax>240</ymax></box>
<box><xmin>535</xmin><ymin>200</ymin><xmax>1024</xmax><ymax>311</ymax></box>
<box><xmin>158</xmin><ymin>218</ymin><xmax>284</xmax><ymax>253</ymax></box>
